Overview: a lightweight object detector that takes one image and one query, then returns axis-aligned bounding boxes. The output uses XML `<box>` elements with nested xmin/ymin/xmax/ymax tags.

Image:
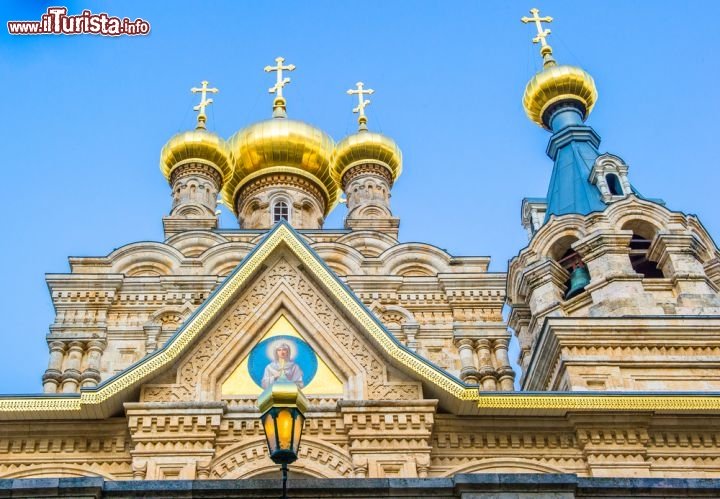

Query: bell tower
<box><xmin>508</xmin><ymin>9</ymin><xmax>720</xmax><ymax>392</ymax></box>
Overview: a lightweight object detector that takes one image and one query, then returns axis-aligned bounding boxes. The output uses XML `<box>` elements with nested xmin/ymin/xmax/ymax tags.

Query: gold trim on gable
<box><xmin>2</xmin><ymin>222</ymin><xmax>720</xmax><ymax>418</ymax></box>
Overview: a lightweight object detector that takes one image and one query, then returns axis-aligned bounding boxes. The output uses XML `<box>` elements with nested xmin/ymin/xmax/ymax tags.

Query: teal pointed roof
<box><xmin>544</xmin><ymin>120</ymin><xmax>606</xmax><ymax>221</ymax></box>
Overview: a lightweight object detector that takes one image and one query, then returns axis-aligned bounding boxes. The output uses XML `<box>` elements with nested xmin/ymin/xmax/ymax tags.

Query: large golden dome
<box><xmin>160</xmin><ymin>129</ymin><xmax>233</xmax><ymax>185</ymax></box>
<box><xmin>332</xmin><ymin>130</ymin><xmax>402</xmax><ymax>186</ymax></box>
<box><xmin>222</xmin><ymin>118</ymin><xmax>338</xmax><ymax>214</ymax></box>
<box><xmin>522</xmin><ymin>64</ymin><xmax>598</xmax><ymax>130</ymax></box>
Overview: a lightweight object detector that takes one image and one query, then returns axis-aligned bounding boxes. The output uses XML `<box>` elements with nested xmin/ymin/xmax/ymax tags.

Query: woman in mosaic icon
<box><xmin>261</xmin><ymin>341</ymin><xmax>304</xmax><ymax>388</ymax></box>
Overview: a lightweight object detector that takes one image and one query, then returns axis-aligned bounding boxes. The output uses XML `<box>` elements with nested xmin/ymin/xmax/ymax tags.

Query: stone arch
<box><xmin>335</xmin><ymin>231</ymin><xmax>395</xmax><ymax>257</ymax></box>
<box><xmin>312</xmin><ymin>242</ymin><xmax>365</xmax><ymax>276</ymax></box>
<box><xmin>527</xmin><ymin>215</ymin><xmax>587</xmax><ymax>261</ymax></box>
<box><xmin>442</xmin><ymin>457</ymin><xmax>569</xmax><ymax>476</ymax></box>
<box><xmin>605</xmin><ymin>196</ymin><xmax>672</xmax><ymax>232</ymax></box>
<box><xmin>380</xmin><ymin>243</ymin><xmax>453</xmax><ymax>276</ymax></box>
<box><xmin>199</xmin><ymin>241</ymin><xmax>255</xmax><ymax>276</ymax></box>
<box><xmin>174</xmin><ymin>203</ymin><xmax>207</xmax><ymax>217</ymax></box>
<box><xmin>166</xmin><ymin>231</ymin><xmax>229</xmax><ymax>257</ymax></box>
<box><xmin>1</xmin><ymin>463</ymin><xmax>117</xmax><ymax>479</ymax></box>
<box><xmin>210</xmin><ymin>437</ymin><xmax>352</xmax><ymax>479</ymax></box>
<box><xmin>107</xmin><ymin>242</ymin><xmax>184</xmax><ymax>276</ymax></box>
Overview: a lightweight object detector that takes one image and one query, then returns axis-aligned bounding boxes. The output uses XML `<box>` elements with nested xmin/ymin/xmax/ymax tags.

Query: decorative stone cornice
<box><xmin>341</xmin><ymin>163</ymin><xmax>394</xmax><ymax>190</ymax></box>
<box><xmin>647</xmin><ymin>232</ymin><xmax>707</xmax><ymax>269</ymax></box>
<box><xmin>235</xmin><ymin>172</ymin><xmax>327</xmax><ymax>214</ymax></box>
<box><xmin>518</xmin><ymin>258</ymin><xmax>569</xmax><ymax>300</ymax></box>
<box><xmin>169</xmin><ymin>162</ymin><xmax>223</xmax><ymax>190</ymax></box>
<box><xmin>572</xmin><ymin>229</ymin><xmax>633</xmax><ymax>263</ymax></box>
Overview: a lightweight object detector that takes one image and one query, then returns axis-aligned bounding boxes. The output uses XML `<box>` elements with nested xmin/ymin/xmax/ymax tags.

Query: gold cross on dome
<box><xmin>521</xmin><ymin>8</ymin><xmax>553</xmax><ymax>48</ymax></box>
<box><xmin>521</xmin><ymin>8</ymin><xmax>556</xmax><ymax>67</ymax></box>
<box><xmin>347</xmin><ymin>81</ymin><xmax>374</xmax><ymax>131</ymax></box>
<box><xmin>191</xmin><ymin>80</ymin><xmax>219</xmax><ymax>129</ymax></box>
<box><xmin>264</xmin><ymin>56</ymin><xmax>296</xmax><ymax>99</ymax></box>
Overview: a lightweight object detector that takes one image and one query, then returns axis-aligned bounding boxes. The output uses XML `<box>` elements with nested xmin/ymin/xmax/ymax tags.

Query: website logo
<box><xmin>7</xmin><ymin>7</ymin><xmax>150</xmax><ymax>36</ymax></box>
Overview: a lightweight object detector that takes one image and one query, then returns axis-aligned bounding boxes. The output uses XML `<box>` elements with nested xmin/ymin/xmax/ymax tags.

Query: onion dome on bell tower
<box><xmin>222</xmin><ymin>57</ymin><xmax>338</xmax><ymax>230</ymax></box>
<box><xmin>332</xmin><ymin>82</ymin><xmax>403</xmax><ymax>238</ymax></box>
<box><xmin>159</xmin><ymin>80</ymin><xmax>233</xmax><ymax>238</ymax></box>
<box><xmin>518</xmin><ymin>8</ymin><xmax>645</xmax><ymax>231</ymax></box>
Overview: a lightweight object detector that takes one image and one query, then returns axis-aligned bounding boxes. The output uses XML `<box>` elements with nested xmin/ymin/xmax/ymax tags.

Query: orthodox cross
<box><xmin>521</xmin><ymin>8</ymin><xmax>556</xmax><ymax>67</ymax></box>
<box><xmin>264</xmin><ymin>56</ymin><xmax>296</xmax><ymax>99</ymax></box>
<box><xmin>191</xmin><ymin>80</ymin><xmax>219</xmax><ymax>129</ymax></box>
<box><xmin>347</xmin><ymin>81</ymin><xmax>374</xmax><ymax>130</ymax></box>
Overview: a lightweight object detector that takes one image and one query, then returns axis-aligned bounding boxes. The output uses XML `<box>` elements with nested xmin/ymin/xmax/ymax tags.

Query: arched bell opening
<box><xmin>547</xmin><ymin>236</ymin><xmax>590</xmax><ymax>299</ymax></box>
<box><xmin>621</xmin><ymin>221</ymin><xmax>664</xmax><ymax>278</ymax></box>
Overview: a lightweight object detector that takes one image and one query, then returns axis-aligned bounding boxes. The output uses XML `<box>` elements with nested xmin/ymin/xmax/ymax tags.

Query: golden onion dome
<box><xmin>223</xmin><ymin>118</ymin><xmax>338</xmax><ymax>215</ymax></box>
<box><xmin>332</xmin><ymin>130</ymin><xmax>402</xmax><ymax>186</ymax></box>
<box><xmin>522</xmin><ymin>64</ymin><xmax>598</xmax><ymax>130</ymax></box>
<box><xmin>159</xmin><ymin>129</ymin><xmax>233</xmax><ymax>185</ymax></box>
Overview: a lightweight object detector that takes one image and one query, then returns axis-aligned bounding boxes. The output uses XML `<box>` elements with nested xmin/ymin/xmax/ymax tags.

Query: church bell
<box><xmin>565</xmin><ymin>266</ymin><xmax>590</xmax><ymax>299</ymax></box>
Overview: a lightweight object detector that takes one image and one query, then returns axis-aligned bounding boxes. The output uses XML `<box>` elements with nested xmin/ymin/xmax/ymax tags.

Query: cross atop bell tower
<box><xmin>521</xmin><ymin>8</ymin><xmax>556</xmax><ymax>67</ymax></box>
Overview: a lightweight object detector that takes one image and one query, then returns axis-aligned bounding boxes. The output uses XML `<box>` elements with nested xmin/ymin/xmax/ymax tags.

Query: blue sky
<box><xmin>0</xmin><ymin>1</ymin><xmax>718</xmax><ymax>393</ymax></box>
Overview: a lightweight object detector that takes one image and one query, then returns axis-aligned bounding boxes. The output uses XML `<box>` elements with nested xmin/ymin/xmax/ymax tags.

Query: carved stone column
<box><xmin>42</xmin><ymin>341</ymin><xmax>66</xmax><ymax>393</ymax></box>
<box><xmin>456</xmin><ymin>339</ymin><xmax>479</xmax><ymax>384</ymax></box>
<box><xmin>508</xmin><ymin>305</ymin><xmax>532</xmax><ymax>374</ymax></box>
<box><xmin>81</xmin><ymin>340</ymin><xmax>105</xmax><ymax>388</ymax></box>
<box><xmin>475</xmin><ymin>339</ymin><xmax>497</xmax><ymax>391</ymax></box>
<box><xmin>61</xmin><ymin>341</ymin><xmax>84</xmax><ymax>393</ymax></box>
<box><xmin>493</xmin><ymin>339</ymin><xmax>515</xmax><ymax>391</ymax></box>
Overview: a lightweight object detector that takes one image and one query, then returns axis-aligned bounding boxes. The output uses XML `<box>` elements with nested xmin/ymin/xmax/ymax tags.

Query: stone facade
<box><xmin>3</xmin><ymin>36</ymin><xmax>720</xmax><ymax>495</ymax></box>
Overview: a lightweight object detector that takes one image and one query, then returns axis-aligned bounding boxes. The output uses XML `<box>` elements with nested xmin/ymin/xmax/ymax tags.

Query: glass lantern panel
<box><xmin>293</xmin><ymin>412</ymin><xmax>305</xmax><ymax>451</ymax></box>
<box><xmin>262</xmin><ymin>411</ymin><xmax>278</xmax><ymax>453</ymax></box>
<box><xmin>276</xmin><ymin>408</ymin><xmax>294</xmax><ymax>450</ymax></box>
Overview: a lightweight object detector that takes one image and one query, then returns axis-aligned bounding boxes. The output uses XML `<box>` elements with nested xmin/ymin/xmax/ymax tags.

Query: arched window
<box><xmin>606</xmin><ymin>174</ymin><xmax>623</xmax><ymax>196</ymax></box>
<box><xmin>272</xmin><ymin>201</ymin><xmax>289</xmax><ymax>223</ymax></box>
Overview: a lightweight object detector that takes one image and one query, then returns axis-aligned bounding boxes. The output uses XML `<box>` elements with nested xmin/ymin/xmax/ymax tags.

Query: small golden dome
<box><xmin>332</xmin><ymin>131</ymin><xmax>402</xmax><ymax>186</ymax></box>
<box><xmin>160</xmin><ymin>129</ymin><xmax>233</xmax><ymax>185</ymax></box>
<box><xmin>223</xmin><ymin>118</ymin><xmax>338</xmax><ymax>215</ymax></box>
<box><xmin>523</xmin><ymin>64</ymin><xmax>598</xmax><ymax>129</ymax></box>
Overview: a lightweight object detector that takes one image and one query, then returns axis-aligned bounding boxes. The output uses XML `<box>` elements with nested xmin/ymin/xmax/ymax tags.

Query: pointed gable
<box><xmin>0</xmin><ymin>221</ymin><xmax>478</xmax><ymax>420</ymax></box>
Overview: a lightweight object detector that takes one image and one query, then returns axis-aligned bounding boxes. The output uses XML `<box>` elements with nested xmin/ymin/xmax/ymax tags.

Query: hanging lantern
<box><xmin>258</xmin><ymin>374</ymin><xmax>309</xmax><ymax>466</ymax></box>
